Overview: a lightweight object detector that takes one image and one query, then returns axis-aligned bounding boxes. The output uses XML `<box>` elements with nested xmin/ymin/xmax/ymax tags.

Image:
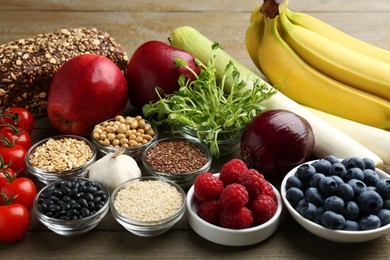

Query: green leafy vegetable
<box><xmin>142</xmin><ymin>43</ymin><xmax>276</xmax><ymax>157</ymax></box>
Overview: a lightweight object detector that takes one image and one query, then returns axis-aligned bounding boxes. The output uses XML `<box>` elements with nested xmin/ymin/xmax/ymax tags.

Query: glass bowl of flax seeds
<box><xmin>141</xmin><ymin>137</ymin><xmax>212</xmax><ymax>189</ymax></box>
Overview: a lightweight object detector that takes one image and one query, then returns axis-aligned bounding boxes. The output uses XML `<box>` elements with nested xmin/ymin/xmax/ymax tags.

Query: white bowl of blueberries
<box><xmin>281</xmin><ymin>155</ymin><xmax>390</xmax><ymax>243</ymax></box>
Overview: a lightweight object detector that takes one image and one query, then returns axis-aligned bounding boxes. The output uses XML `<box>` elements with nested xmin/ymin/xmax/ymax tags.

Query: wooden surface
<box><xmin>1</xmin><ymin>0</ymin><xmax>390</xmax><ymax>259</ymax></box>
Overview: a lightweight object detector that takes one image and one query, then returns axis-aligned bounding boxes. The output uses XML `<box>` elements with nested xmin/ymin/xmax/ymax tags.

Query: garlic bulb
<box><xmin>88</xmin><ymin>149</ymin><xmax>142</xmax><ymax>192</ymax></box>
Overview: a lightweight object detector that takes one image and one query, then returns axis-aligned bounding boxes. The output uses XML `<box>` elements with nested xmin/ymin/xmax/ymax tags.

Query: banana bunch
<box><xmin>246</xmin><ymin>0</ymin><xmax>390</xmax><ymax>130</ymax></box>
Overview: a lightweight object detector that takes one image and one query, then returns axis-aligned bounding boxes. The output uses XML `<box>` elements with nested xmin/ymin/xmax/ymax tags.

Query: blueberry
<box><xmin>323</xmin><ymin>155</ymin><xmax>340</xmax><ymax>165</ymax></box>
<box><xmin>363</xmin><ymin>158</ymin><xmax>376</xmax><ymax>170</ymax></box>
<box><xmin>296</xmin><ymin>200</ymin><xmax>317</xmax><ymax>220</ymax></box>
<box><xmin>286</xmin><ymin>176</ymin><xmax>304</xmax><ymax>190</ymax></box>
<box><xmin>376</xmin><ymin>178</ymin><xmax>390</xmax><ymax>200</ymax></box>
<box><xmin>312</xmin><ymin>159</ymin><xmax>332</xmax><ymax>175</ymax></box>
<box><xmin>335</xmin><ymin>183</ymin><xmax>354</xmax><ymax>201</ymax></box>
<box><xmin>344</xmin><ymin>167</ymin><xmax>364</xmax><ymax>181</ymax></box>
<box><xmin>360</xmin><ymin>214</ymin><xmax>381</xmax><ymax>230</ymax></box>
<box><xmin>329</xmin><ymin>163</ymin><xmax>347</xmax><ymax>178</ymax></box>
<box><xmin>357</xmin><ymin>190</ymin><xmax>383</xmax><ymax>214</ymax></box>
<box><xmin>331</xmin><ymin>175</ymin><xmax>344</xmax><ymax>186</ymax></box>
<box><xmin>341</xmin><ymin>201</ymin><xmax>360</xmax><ymax>221</ymax></box>
<box><xmin>296</xmin><ymin>164</ymin><xmax>316</xmax><ymax>184</ymax></box>
<box><xmin>308</xmin><ymin>173</ymin><xmax>325</xmax><ymax>188</ymax></box>
<box><xmin>348</xmin><ymin>179</ymin><xmax>367</xmax><ymax>199</ymax></box>
<box><xmin>305</xmin><ymin>187</ymin><xmax>324</xmax><ymax>206</ymax></box>
<box><xmin>343</xmin><ymin>220</ymin><xmax>360</xmax><ymax>231</ymax></box>
<box><xmin>377</xmin><ymin>209</ymin><xmax>390</xmax><ymax>226</ymax></box>
<box><xmin>346</xmin><ymin>157</ymin><xmax>366</xmax><ymax>170</ymax></box>
<box><xmin>363</xmin><ymin>169</ymin><xmax>380</xmax><ymax>186</ymax></box>
<box><xmin>324</xmin><ymin>196</ymin><xmax>344</xmax><ymax>213</ymax></box>
<box><xmin>286</xmin><ymin>187</ymin><xmax>304</xmax><ymax>208</ymax></box>
<box><xmin>319</xmin><ymin>176</ymin><xmax>338</xmax><ymax>197</ymax></box>
<box><xmin>321</xmin><ymin>211</ymin><xmax>345</xmax><ymax>229</ymax></box>
<box><xmin>313</xmin><ymin>206</ymin><xmax>324</xmax><ymax>225</ymax></box>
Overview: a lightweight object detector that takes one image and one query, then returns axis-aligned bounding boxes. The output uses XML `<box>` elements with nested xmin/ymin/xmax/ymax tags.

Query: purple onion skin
<box><xmin>240</xmin><ymin>109</ymin><xmax>315</xmax><ymax>181</ymax></box>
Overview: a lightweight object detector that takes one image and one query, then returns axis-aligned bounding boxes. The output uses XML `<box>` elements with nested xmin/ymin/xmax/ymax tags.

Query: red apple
<box><xmin>47</xmin><ymin>54</ymin><xmax>128</xmax><ymax>136</ymax></box>
<box><xmin>126</xmin><ymin>40</ymin><xmax>200</xmax><ymax>110</ymax></box>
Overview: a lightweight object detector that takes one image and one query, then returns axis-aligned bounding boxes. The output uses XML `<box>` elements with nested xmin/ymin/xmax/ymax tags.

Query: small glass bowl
<box><xmin>142</xmin><ymin>137</ymin><xmax>212</xmax><ymax>188</ymax></box>
<box><xmin>110</xmin><ymin>176</ymin><xmax>186</xmax><ymax>237</ymax></box>
<box><xmin>33</xmin><ymin>178</ymin><xmax>110</xmax><ymax>236</ymax></box>
<box><xmin>91</xmin><ymin>118</ymin><xmax>158</xmax><ymax>161</ymax></box>
<box><xmin>175</xmin><ymin>125</ymin><xmax>244</xmax><ymax>157</ymax></box>
<box><xmin>25</xmin><ymin>135</ymin><xmax>97</xmax><ymax>184</ymax></box>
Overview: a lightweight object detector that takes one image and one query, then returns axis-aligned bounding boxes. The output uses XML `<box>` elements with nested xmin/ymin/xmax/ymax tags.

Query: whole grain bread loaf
<box><xmin>0</xmin><ymin>27</ymin><xmax>128</xmax><ymax>118</ymax></box>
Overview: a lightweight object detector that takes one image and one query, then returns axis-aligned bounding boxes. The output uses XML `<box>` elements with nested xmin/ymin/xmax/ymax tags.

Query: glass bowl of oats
<box><xmin>91</xmin><ymin>115</ymin><xmax>158</xmax><ymax>162</ymax></box>
<box><xmin>110</xmin><ymin>176</ymin><xmax>186</xmax><ymax>237</ymax></box>
<box><xmin>25</xmin><ymin>135</ymin><xmax>97</xmax><ymax>184</ymax></box>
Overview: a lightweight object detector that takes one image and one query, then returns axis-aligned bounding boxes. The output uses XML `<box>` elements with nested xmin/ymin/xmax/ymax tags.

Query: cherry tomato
<box><xmin>0</xmin><ymin>107</ymin><xmax>34</xmax><ymax>133</ymax></box>
<box><xmin>0</xmin><ymin>204</ymin><xmax>30</xmax><ymax>243</ymax></box>
<box><xmin>0</xmin><ymin>144</ymin><xmax>27</xmax><ymax>174</ymax></box>
<box><xmin>0</xmin><ymin>126</ymin><xmax>32</xmax><ymax>150</ymax></box>
<box><xmin>0</xmin><ymin>168</ymin><xmax>15</xmax><ymax>188</ymax></box>
<box><xmin>1</xmin><ymin>177</ymin><xmax>37</xmax><ymax>211</ymax></box>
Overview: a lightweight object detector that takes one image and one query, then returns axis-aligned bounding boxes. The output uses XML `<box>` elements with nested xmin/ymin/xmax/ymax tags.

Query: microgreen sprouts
<box><xmin>142</xmin><ymin>43</ymin><xmax>276</xmax><ymax>157</ymax></box>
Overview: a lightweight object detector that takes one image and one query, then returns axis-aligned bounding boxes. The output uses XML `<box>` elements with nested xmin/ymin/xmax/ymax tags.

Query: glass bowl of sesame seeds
<box><xmin>141</xmin><ymin>137</ymin><xmax>212</xmax><ymax>189</ymax></box>
<box><xmin>91</xmin><ymin>115</ymin><xmax>158</xmax><ymax>162</ymax></box>
<box><xmin>25</xmin><ymin>135</ymin><xmax>97</xmax><ymax>184</ymax></box>
<box><xmin>110</xmin><ymin>176</ymin><xmax>186</xmax><ymax>237</ymax></box>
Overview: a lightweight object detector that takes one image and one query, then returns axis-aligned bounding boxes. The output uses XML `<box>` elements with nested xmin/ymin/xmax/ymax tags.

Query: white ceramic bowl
<box><xmin>186</xmin><ymin>174</ymin><xmax>282</xmax><ymax>246</ymax></box>
<box><xmin>281</xmin><ymin>159</ymin><xmax>390</xmax><ymax>243</ymax></box>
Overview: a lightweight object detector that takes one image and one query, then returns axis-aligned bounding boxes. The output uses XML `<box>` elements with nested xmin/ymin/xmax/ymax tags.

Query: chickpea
<box><xmin>117</xmin><ymin>123</ymin><xmax>127</xmax><ymax>134</ymax></box>
<box><xmin>138</xmin><ymin>119</ymin><xmax>146</xmax><ymax>128</ymax></box>
<box><xmin>144</xmin><ymin>123</ymin><xmax>152</xmax><ymax>131</ymax></box>
<box><xmin>137</xmin><ymin>128</ymin><xmax>145</xmax><ymax>134</ymax></box>
<box><xmin>122</xmin><ymin>143</ymin><xmax>129</xmax><ymax>148</ymax></box>
<box><xmin>130</xmin><ymin>120</ymin><xmax>139</xmax><ymax>129</ymax></box>
<box><xmin>99</xmin><ymin>133</ymin><xmax>107</xmax><ymax>140</ymax></box>
<box><xmin>146</xmin><ymin>129</ymin><xmax>155</xmax><ymax>136</ymax></box>
<box><xmin>112</xmin><ymin>139</ymin><xmax>120</xmax><ymax>146</ymax></box>
<box><xmin>115</xmin><ymin>115</ymin><xmax>125</xmax><ymax>123</ymax></box>
<box><xmin>135</xmin><ymin>136</ymin><xmax>144</xmax><ymax>143</ymax></box>
<box><xmin>115</xmin><ymin>133</ymin><xmax>124</xmax><ymax>140</ymax></box>
<box><xmin>120</xmin><ymin>137</ymin><xmax>129</xmax><ymax>145</ymax></box>
<box><xmin>142</xmin><ymin>134</ymin><xmax>152</xmax><ymax>141</ymax></box>
<box><xmin>105</xmin><ymin>125</ymin><xmax>116</xmax><ymax>133</ymax></box>
<box><xmin>92</xmin><ymin>132</ymin><xmax>100</xmax><ymax>139</ymax></box>
<box><xmin>129</xmin><ymin>140</ymin><xmax>139</xmax><ymax>147</ymax></box>
<box><xmin>129</xmin><ymin>133</ymin><xmax>137</xmax><ymax>140</ymax></box>
<box><xmin>107</xmin><ymin>133</ymin><xmax>116</xmax><ymax>141</ymax></box>
<box><xmin>102</xmin><ymin>139</ymin><xmax>110</xmax><ymax>146</ymax></box>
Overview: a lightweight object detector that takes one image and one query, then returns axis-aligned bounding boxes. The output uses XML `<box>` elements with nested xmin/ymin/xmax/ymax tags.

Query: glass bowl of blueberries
<box><xmin>33</xmin><ymin>178</ymin><xmax>110</xmax><ymax>236</ymax></box>
<box><xmin>281</xmin><ymin>155</ymin><xmax>390</xmax><ymax>243</ymax></box>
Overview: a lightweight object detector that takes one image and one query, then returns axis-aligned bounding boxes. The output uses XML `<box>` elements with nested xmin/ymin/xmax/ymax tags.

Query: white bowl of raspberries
<box><xmin>186</xmin><ymin>159</ymin><xmax>282</xmax><ymax>246</ymax></box>
<box><xmin>281</xmin><ymin>155</ymin><xmax>390</xmax><ymax>243</ymax></box>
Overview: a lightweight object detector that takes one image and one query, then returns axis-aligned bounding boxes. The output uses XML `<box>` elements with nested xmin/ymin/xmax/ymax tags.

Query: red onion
<box><xmin>240</xmin><ymin>109</ymin><xmax>315</xmax><ymax>181</ymax></box>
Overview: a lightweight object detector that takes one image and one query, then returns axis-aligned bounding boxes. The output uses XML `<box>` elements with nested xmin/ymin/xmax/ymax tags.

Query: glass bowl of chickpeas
<box><xmin>91</xmin><ymin>115</ymin><xmax>158</xmax><ymax>161</ymax></box>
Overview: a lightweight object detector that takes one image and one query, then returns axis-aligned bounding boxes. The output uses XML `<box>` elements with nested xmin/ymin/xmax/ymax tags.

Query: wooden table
<box><xmin>1</xmin><ymin>0</ymin><xmax>390</xmax><ymax>258</ymax></box>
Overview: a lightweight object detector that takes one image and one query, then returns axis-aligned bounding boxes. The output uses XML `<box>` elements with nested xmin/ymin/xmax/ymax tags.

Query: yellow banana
<box><xmin>245</xmin><ymin>5</ymin><xmax>264</xmax><ymax>69</ymax></box>
<box><xmin>285</xmin><ymin>8</ymin><xmax>390</xmax><ymax>64</ymax></box>
<box><xmin>278</xmin><ymin>11</ymin><xmax>390</xmax><ymax>101</ymax></box>
<box><xmin>256</xmin><ymin>13</ymin><xmax>390</xmax><ymax>130</ymax></box>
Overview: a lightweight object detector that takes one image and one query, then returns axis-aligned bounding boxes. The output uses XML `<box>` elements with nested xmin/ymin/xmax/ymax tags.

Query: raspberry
<box><xmin>219</xmin><ymin>159</ymin><xmax>248</xmax><ymax>186</ymax></box>
<box><xmin>197</xmin><ymin>199</ymin><xmax>221</xmax><ymax>225</ymax></box>
<box><xmin>249</xmin><ymin>194</ymin><xmax>277</xmax><ymax>226</ymax></box>
<box><xmin>219</xmin><ymin>207</ymin><xmax>253</xmax><ymax>229</ymax></box>
<box><xmin>219</xmin><ymin>183</ymin><xmax>249</xmax><ymax>211</ymax></box>
<box><xmin>194</xmin><ymin>172</ymin><xmax>224</xmax><ymax>202</ymax></box>
<box><xmin>238</xmin><ymin>169</ymin><xmax>266</xmax><ymax>198</ymax></box>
